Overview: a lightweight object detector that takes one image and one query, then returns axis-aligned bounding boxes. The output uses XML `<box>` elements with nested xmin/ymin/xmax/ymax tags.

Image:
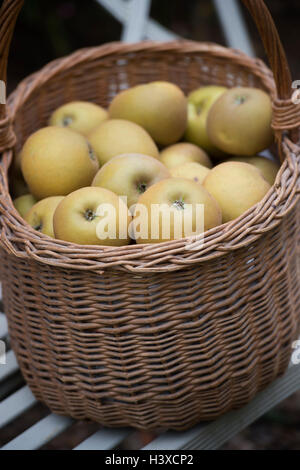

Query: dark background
<box><xmin>6</xmin><ymin>0</ymin><xmax>300</xmax><ymax>93</ymax></box>
<box><xmin>2</xmin><ymin>0</ymin><xmax>300</xmax><ymax>450</ymax></box>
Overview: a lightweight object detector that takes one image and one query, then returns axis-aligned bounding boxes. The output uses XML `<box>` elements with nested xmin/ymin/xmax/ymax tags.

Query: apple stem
<box><xmin>137</xmin><ymin>182</ymin><xmax>147</xmax><ymax>194</ymax></box>
<box><xmin>84</xmin><ymin>209</ymin><xmax>96</xmax><ymax>221</ymax></box>
<box><xmin>235</xmin><ymin>95</ymin><xmax>247</xmax><ymax>105</ymax></box>
<box><xmin>62</xmin><ymin>116</ymin><xmax>73</xmax><ymax>126</ymax></box>
<box><xmin>173</xmin><ymin>198</ymin><xmax>185</xmax><ymax>210</ymax></box>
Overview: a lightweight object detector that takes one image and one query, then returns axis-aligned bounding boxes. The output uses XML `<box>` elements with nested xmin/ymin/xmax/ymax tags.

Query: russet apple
<box><xmin>109</xmin><ymin>81</ymin><xmax>187</xmax><ymax>146</ymax></box>
<box><xmin>170</xmin><ymin>162</ymin><xmax>210</xmax><ymax>185</ymax></box>
<box><xmin>24</xmin><ymin>196</ymin><xmax>64</xmax><ymax>237</ymax></box>
<box><xmin>185</xmin><ymin>85</ymin><xmax>227</xmax><ymax>156</ymax></box>
<box><xmin>92</xmin><ymin>153</ymin><xmax>170</xmax><ymax>211</ymax></box>
<box><xmin>203</xmin><ymin>161</ymin><xmax>271</xmax><ymax>223</ymax></box>
<box><xmin>13</xmin><ymin>194</ymin><xmax>37</xmax><ymax>218</ymax></box>
<box><xmin>133</xmin><ymin>178</ymin><xmax>222</xmax><ymax>244</ymax></box>
<box><xmin>207</xmin><ymin>87</ymin><xmax>274</xmax><ymax>155</ymax></box>
<box><xmin>88</xmin><ymin>119</ymin><xmax>159</xmax><ymax>167</ymax></box>
<box><xmin>21</xmin><ymin>126</ymin><xmax>99</xmax><ymax>200</ymax></box>
<box><xmin>49</xmin><ymin>101</ymin><xmax>108</xmax><ymax>137</ymax></box>
<box><xmin>160</xmin><ymin>142</ymin><xmax>212</xmax><ymax>169</ymax></box>
<box><xmin>53</xmin><ymin>186</ymin><xmax>131</xmax><ymax>246</ymax></box>
<box><xmin>226</xmin><ymin>155</ymin><xmax>280</xmax><ymax>186</ymax></box>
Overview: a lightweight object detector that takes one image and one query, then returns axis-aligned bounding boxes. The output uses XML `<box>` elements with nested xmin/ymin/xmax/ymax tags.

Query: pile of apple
<box><xmin>12</xmin><ymin>81</ymin><xmax>279</xmax><ymax>246</ymax></box>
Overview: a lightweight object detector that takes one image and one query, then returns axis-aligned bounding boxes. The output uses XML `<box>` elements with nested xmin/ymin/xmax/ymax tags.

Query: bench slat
<box><xmin>0</xmin><ymin>313</ymin><xmax>8</xmax><ymax>340</ymax></box>
<box><xmin>0</xmin><ymin>386</ymin><xmax>37</xmax><ymax>428</ymax></box>
<box><xmin>75</xmin><ymin>428</ymin><xmax>131</xmax><ymax>450</ymax></box>
<box><xmin>1</xmin><ymin>414</ymin><xmax>73</xmax><ymax>450</ymax></box>
<box><xmin>0</xmin><ymin>350</ymin><xmax>18</xmax><ymax>382</ymax></box>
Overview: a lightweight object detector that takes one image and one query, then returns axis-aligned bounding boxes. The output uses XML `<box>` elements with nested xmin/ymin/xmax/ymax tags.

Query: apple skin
<box><xmin>170</xmin><ymin>162</ymin><xmax>210</xmax><ymax>185</ymax></box>
<box><xmin>184</xmin><ymin>86</ymin><xmax>227</xmax><ymax>156</ymax></box>
<box><xmin>20</xmin><ymin>126</ymin><xmax>99</xmax><ymax>200</ymax></box>
<box><xmin>88</xmin><ymin>119</ymin><xmax>159</xmax><ymax>167</ymax></box>
<box><xmin>207</xmin><ymin>87</ymin><xmax>274</xmax><ymax>156</ymax></box>
<box><xmin>203</xmin><ymin>162</ymin><xmax>271</xmax><ymax>223</ymax></box>
<box><xmin>160</xmin><ymin>143</ymin><xmax>212</xmax><ymax>169</ymax></box>
<box><xmin>13</xmin><ymin>194</ymin><xmax>37</xmax><ymax>218</ymax></box>
<box><xmin>49</xmin><ymin>101</ymin><xmax>108</xmax><ymax>137</ymax></box>
<box><xmin>226</xmin><ymin>155</ymin><xmax>280</xmax><ymax>186</ymax></box>
<box><xmin>53</xmin><ymin>186</ymin><xmax>131</xmax><ymax>246</ymax></box>
<box><xmin>24</xmin><ymin>196</ymin><xmax>64</xmax><ymax>238</ymax></box>
<box><xmin>92</xmin><ymin>153</ymin><xmax>170</xmax><ymax>211</ymax></box>
<box><xmin>133</xmin><ymin>177</ymin><xmax>222</xmax><ymax>244</ymax></box>
<box><xmin>109</xmin><ymin>81</ymin><xmax>187</xmax><ymax>146</ymax></box>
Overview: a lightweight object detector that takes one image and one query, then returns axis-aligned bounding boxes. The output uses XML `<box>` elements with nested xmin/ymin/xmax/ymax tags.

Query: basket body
<box><xmin>1</xmin><ymin>42</ymin><xmax>300</xmax><ymax>430</ymax></box>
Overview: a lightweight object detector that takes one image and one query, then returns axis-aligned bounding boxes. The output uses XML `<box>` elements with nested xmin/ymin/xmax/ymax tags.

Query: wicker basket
<box><xmin>0</xmin><ymin>0</ymin><xmax>300</xmax><ymax>431</ymax></box>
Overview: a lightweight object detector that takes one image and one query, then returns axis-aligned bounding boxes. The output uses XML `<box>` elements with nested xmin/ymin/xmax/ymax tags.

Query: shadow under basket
<box><xmin>0</xmin><ymin>0</ymin><xmax>300</xmax><ymax>430</ymax></box>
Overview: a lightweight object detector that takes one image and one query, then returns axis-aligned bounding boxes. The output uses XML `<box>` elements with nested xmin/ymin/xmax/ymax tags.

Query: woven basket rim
<box><xmin>1</xmin><ymin>40</ymin><xmax>300</xmax><ymax>274</ymax></box>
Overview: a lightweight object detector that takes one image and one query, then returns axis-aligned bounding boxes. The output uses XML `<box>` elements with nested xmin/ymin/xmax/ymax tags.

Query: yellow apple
<box><xmin>53</xmin><ymin>186</ymin><xmax>131</xmax><ymax>246</ymax></box>
<box><xmin>184</xmin><ymin>85</ymin><xmax>227</xmax><ymax>156</ymax></box>
<box><xmin>133</xmin><ymin>177</ymin><xmax>222</xmax><ymax>244</ymax></box>
<box><xmin>109</xmin><ymin>81</ymin><xmax>187</xmax><ymax>146</ymax></box>
<box><xmin>13</xmin><ymin>194</ymin><xmax>37</xmax><ymax>218</ymax></box>
<box><xmin>160</xmin><ymin>142</ymin><xmax>212</xmax><ymax>169</ymax></box>
<box><xmin>207</xmin><ymin>87</ymin><xmax>274</xmax><ymax>155</ymax></box>
<box><xmin>49</xmin><ymin>101</ymin><xmax>108</xmax><ymax>137</ymax></box>
<box><xmin>24</xmin><ymin>196</ymin><xmax>64</xmax><ymax>237</ymax></box>
<box><xmin>92</xmin><ymin>153</ymin><xmax>170</xmax><ymax>211</ymax></box>
<box><xmin>226</xmin><ymin>155</ymin><xmax>280</xmax><ymax>186</ymax></box>
<box><xmin>21</xmin><ymin>126</ymin><xmax>99</xmax><ymax>200</ymax></box>
<box><xmin>203</xmin><ymin>162</ymin><xmax>271</xmax><ymax>223</ymax></box>
<box><xmin>88</xmin><ymin>119</ymin><xmax>159</xmax><ymax>167</ymax></box>
<box><xmin>170</xmin><ymin>162</ymin><xmax>210</xmax><ymax>185</ymax></box>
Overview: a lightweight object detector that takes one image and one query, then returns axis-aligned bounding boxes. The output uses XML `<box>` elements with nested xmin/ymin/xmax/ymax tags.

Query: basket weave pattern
<box><xmin>0</xmin><ymin>0</ymin><xmax>299</xmax><ymax>430</ymax></box>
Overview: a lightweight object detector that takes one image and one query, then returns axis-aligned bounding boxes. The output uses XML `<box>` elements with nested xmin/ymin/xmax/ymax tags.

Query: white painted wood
<box><xmin>121</xmin><ymin>0</ymin><xmax>151</xmax><ymax>42</ymax></box>
<box><xmin>0</xmin><ymin>313</ymin><xmax>8</xmax><ymax>340</ymax></box>
<box><xmin>74</xmin><ymin>428</ymin><xmax>131</xmax><ymax>450</ymax></box>
<box><xmin>144</xmin><ymin>364</ymin><xmax>300</xmax><ymax>450</ymax></box>
<box><xmin>213</xmin><ymin>0</ymin><xmax>255</xmax><ymax>56</ymax></box>
<box><xmin>1</xmin><ymin>414</ymin><xmax>73</xmax><ymax>450</ymax></box>
<box><xmin>0</xmin><ymin>386</ymin><xmax>36</xmax><ymax>428</ymax></box>
<box><xmin>145</xmin><ymin>18</ymin><xmax>178</xmax><ymax>41</ymax></box>
<box><xmin>0</xmin><ymin>350</ymin><xmax>18</xmax><ymax>382</ymax></box>
<box><xmin>95</xmin><ymin>0</ymin><xmax>177</xmax><ymax>41</ymax></box>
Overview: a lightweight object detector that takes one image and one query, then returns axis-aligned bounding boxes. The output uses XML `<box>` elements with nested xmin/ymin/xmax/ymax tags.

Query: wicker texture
<box><xmin>0</xmin><ymin>0</ymin><xmax>299</xmax><ymax>430</ymax></box>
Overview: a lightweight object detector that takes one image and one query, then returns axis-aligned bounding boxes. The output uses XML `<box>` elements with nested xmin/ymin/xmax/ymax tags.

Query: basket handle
<box><xmin>0</xmin><ymin>0</ymin><xmax>298</xmax><ymax>154</ymax></box>
<box><xmin>0</xmin><ymin>0</ymin><xmax>23</xmax><ymax>152</ymax></box>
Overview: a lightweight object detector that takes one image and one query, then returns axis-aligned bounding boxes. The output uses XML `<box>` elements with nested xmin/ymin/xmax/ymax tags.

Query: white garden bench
<box><xmin>1</xmin><ymin>0</ymin><xmax>300</xmax><ymax>451</ymax></box>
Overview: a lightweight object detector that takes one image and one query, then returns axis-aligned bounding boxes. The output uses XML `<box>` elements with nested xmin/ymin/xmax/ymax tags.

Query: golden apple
<box><xmin>226</xmin><ymin>155</ymin><xmax>280</xmax><ymax>186</ymax></box>
<box><xmin>133</xmin><ymin>177</ymin><xmax>222</xmax><ymax>244</ymax></box>
<box><xmin>184</xmin><ymin>85</ymin><xmax>227</xmax><ymax>156</ymax></box>
<box><xmin>170</xmin><ymin>162</ymin><xmax>210</xmax><ymax>185</ymax></box>
<box><xmin>49</xmin><ymin>101</ymin><xmax>108</xmax><ymax>137</ymax></box>
<box><xmin>21</xmin><ymin>126</ymin><xmax>99</xmax><ymax>200</ymax></box>
<box><xmin>13</xmin><ymin>194</ymin><xmax>37</xmax><ymax>218</ymax></box>
<box><xmin>160</xmin><ymin>142</ymin><xmax>212</xmax><ymax>169</ymax></box>
<box><xmin>203</xmin><ymin>162</ymin><xmax>271</xmax><ymax>223</ymax></box>
<box><xmin>24</xmin><ymin>196</ymin><xmax>64</xmax><ymax>237</ymax></box>
<box><xmin>109</xmin><ymin>81</ymin><xmax>187</xmax><ymax>146</ymax></box>
<box><xmin>53</xmin><ymin>186</ymin><xmax>131</xmax><ymax>246</ymax></box>
<box><xmin>88</xmin><ymin>119</ymin><xmax>159</xmax><ymax>167</ymax></box>
<box><xmin>92</xmin><ymin>153</ymin><xmax>170</xmax><ymax>211</ymax></box>
<box><xmin>207</xmin><ymin>87</ymin><xmax>274</xmax><ymax>155</ymax></box>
